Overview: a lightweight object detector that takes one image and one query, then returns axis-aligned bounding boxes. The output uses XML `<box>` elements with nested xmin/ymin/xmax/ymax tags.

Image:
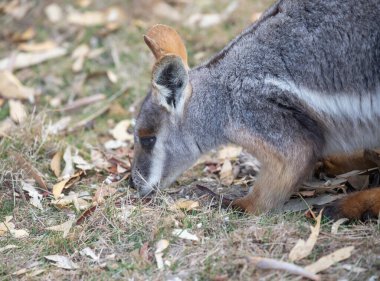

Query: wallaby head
<box><xmin>131</xmin><ymin>24</ymin><xmax>200</xmax><ymax>195</ymax></box>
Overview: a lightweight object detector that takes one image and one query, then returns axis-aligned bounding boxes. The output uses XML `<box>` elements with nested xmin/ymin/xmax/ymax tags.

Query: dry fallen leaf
<box><xmin>186</xmin><ymin>13</ymin><xmax>222</xmax><ymax>28</ymax></box>
<box><xmin>72</xmin><ymin>153</ymin><xmax>94</xmax><ymax>171</ymax></box>
<box><xmin>172</xmin><ymin>229</ymin><xmax>199</xmax><ymax>241</ymax></box>
<box><xmin>117</xmin><ymin>205</ymin><xmax>136</xmax><ymax>222</ymax></box>
<box><xmin>0</xmin><ymin>47</ymin><xmax>67</xmax><ymax>71</ymax></box>
<box><xmin>289</xmin><ymin>212</ymin><xmax>322</xmax><ymax>262</ymax></box>
<box><xmin>71</xmin><ymin>44</ymin><xmax>90</xmax><ymax>72</ymax></box>
<box><xmin>50</xmin><ymin>151</ymin><xmax>62</xmax><ymax>178</ymax></box>
<box><xmin>0</xmin><ymin>216</ymin><xmax>12</xmax><ymax>236</ymax></box>
<box><xmin>52</xmin><ymin>171</ymin><xmax>82</xmax><ymax>199</ymax></box>
<box><xmin>52</xmin><ymin>191</ymin><xmax>90</xmax><ymax>210</ymax></box>
<box><xmin>11</xmin><ymin>27</ymin><xmax>35</xmax><ymax>42</ymax></box>
<box><xmin>67</xmin><ymin>6</ymin><xmax>126</xmax><ymax>27</ymax></box>
<box><xmin>45</xmin><ymin>218</ymin><xmax>74</xmax><ymax>238</ymax></box>
<box><xmin>104</xmin><ymin>139</ymin><xmax>127</xmax><ymax>150</ymax></box>
<box><xmin>22</xmin><ymin>181</ymin><xmax>43</xmax><ymax>210</ymax></box>
<box><xmin>104</xmin><ymin>6</ymin><xmax>127</xmax><ymax>26</ymax></box>
<box><xmin>155</xmin><ymin>239</ymin><xmax>169</xmax><ymax>270</ymax></box>
<box><xmin>93</xmin><ymin>185</ymin><xmax>117</xmax><ymax>204</ymax></box>
<box><xmin>87</xmin><ymin>48</ymin><xmax>104</xmax><ymax>59</ymax></box>
<box><xmin>171</xmin><ymin>199</ymin><xmax>199</xmax><ymax>211</ymax></box>
<box><xmin>68</xmin><ymin>10</ymin><xmax>105</xmax><ymax>26</ymax></box>
<box><xmin>109</xmin><ymin>120</ymin><xmax>133</xmax><ymax>142</ymax></box>
<box><xmin>0</xmin><ymin>244</ymin><xmax>18</xmax><ymax>253</ymax></box>
<box><xmin>9</xmin><ymin>100</ymin><xmax>27</xmax><ymax>124</ymax></box>
<box><xmin>0</xmin><ymin>71</ymin><xmax>35</xmax><ymax>100</ymax></box>
<box><xmin>61</xmin><ymin>146</ymin><xmax>74</xmax><ymax>179</ymax></box>
<box><xmin>10</xmin><ymin>227</ymin><xmax>29</xmax><ymax>238</ymax></box>
<box><xmin>45</xmin><ymin>255</ymin><xmax>79</xmax><ymax>270</ymax></box>
<box><xmin>0</xmin><ymin>118</ymin><xmax>14</xmax><ymax>137</ymax></box>
<box><xmin>153</xmin><ymin>2</ymin><xmax>181</xmax><ymax>21</ymax></box>
<box><xmin>298</xmin><ymin>190</ymin><xmax>316</xmax><ymax>197</ymax></box>
<box><xmin>116</xmin><ymin>164</ymin><xmax>128</xmax><ymax>174</ymax></box>
<box><xmin>46</xmin><ymin>116</ymin><xmax>72</xmax><ymax>135</ymax></box>
<box><xmin>247</xmin><ymin>256</ymin><xmax>320</xmax><ymax>281</ymax></box>
<box><xmin>331</xmin><ymin>218</ymin><xmax>349</xmax><ymax>235</ymax></box>
<box><xmin>52</xmin><ymin>179</ymin><xmax>70</xmax><ymax>199</ymax></box>
<box><xmin>107</xmin><ymin>70</ymin><xmax>118</xmax><ymax>84</ymax></box>
<box><xmin>5</xmin><ymin>1</ymin><xmax>32</xmax><ymax>20</ymax></box>
<box><xmin>220</xmin><ymin>159</ymin><xmax>234</xmax><ymax>186</ymax></box>
<box><xmin>44</xmin><ymin>3</ymin><xmax>63</xmax><ymax>23</ymax></box>
<box><xmin>186</xmin><ymin>1</ymin><xmax>238</xmax><ymax>28</ymax></box>
<box><xmin>218</xmin><ymin>145</ymin><xmax>242</xmax><ymax>160</ymax></box>
<box><xmin>76</xmin><ymin>0</ymin><xmax>92</xmax><ymax>8</ymax></box>
<box><xmin>18</xmin><ymin>41</ymin><xmax>57</xmax><ymax>52</ymax></box>
<box><xmin>80</xmin><ymin>247</ymin><xmax>99</xmax><ymax>261</ymax></box>
<box><xmin>91</xmin><ymin>150</ymin><xmax>111</xmax><ymax>170</ymax></box>
<box><xmin>0</xmin><ymin>216</ymin><xmax>29</xmax><ymax>238</ymax></box>
<box><xmin>304</xmin><ymin>246</ymin><xmax>355</xmax><ymax>274</ymax></box>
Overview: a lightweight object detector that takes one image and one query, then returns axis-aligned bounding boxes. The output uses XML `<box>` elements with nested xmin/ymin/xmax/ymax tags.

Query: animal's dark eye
<box><xmin>140</xmin><ymin>136</ymin><xmax>156</xmax><ymax>150</ymax></box>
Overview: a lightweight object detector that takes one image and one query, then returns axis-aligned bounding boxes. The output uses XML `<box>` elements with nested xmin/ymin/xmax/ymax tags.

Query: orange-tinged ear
<box><xmin>143</xmin><ymin>24</ymin><xmax>188</xmax><ymax>66</ymax></box>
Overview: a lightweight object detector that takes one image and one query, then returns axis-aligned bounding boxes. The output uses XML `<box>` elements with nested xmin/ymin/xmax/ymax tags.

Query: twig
<box><xmin>69</xmin><ymin>85</ymin><xmax>129</xmax><ymax>131</ymax></box>
<box><xmin>69</xmin><ymin>104</ymin><xmax>110</xmax><ymax>131</ymax></box>
<box><xmin>246</xmin><ymin>256</ymin><xmax>320</xmax><ymax>281</ymax></box>
<box><xmin>196</xmin><ymin>184</ymin><xmax>233</xmax><ymax>208</ymax></box>
<box><xmin>12</xmin><ymin>152</ymin><xmax>48</xmax><ymax>190</ymax></box>
<box><xmin>61</xmin><ymin>94</ymin><xmax>106</xmax><ymax>112</ymax></box>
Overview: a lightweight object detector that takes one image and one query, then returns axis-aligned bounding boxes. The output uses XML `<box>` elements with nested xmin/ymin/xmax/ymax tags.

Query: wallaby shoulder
<box><xmin>187</xmin><ymin>0</ymin><xmax>380</xmax><ymax>156</ymax></box>
<box><xmin>197</xmin><ymin>0</ymin><xmax>380</xmax><ymax>94</ymax></box>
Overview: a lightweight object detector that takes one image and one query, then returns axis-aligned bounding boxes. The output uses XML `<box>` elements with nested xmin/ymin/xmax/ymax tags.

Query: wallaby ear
<box><xmin>143</xmin><ymin>24</ymin><xmax>188</xmax><ymax>67</ymax></box>
<box><xmin>151</xmin><ymin>55</ymin><xmax>189</xmax><ymax>113</ymax></box>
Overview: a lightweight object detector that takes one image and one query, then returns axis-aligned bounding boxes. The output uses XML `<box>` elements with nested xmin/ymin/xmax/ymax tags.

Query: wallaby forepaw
<box><xmin>231</xmin><ymin>198</ymin><xmax>258</xmax><ymax>214</ymax></box>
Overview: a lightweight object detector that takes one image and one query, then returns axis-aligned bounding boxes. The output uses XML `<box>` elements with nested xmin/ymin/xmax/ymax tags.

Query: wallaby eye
<box><xmin>140</xmin><ymin>136</ymin><xmax>156</xmax><ymax>150</ymax></box>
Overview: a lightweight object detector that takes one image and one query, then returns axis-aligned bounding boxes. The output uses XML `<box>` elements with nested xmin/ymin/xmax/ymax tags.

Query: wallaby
<box><xmin>130</xmin><ymin>0</ymin><xmax>380</xmax><ymax>220</ymax></box>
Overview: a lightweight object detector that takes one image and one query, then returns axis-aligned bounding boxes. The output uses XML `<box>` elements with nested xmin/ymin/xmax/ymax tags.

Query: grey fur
<box><xmin>131</xmin><ymin>0</ymin><xmax>380</xmax><ymax>210</ymax></box>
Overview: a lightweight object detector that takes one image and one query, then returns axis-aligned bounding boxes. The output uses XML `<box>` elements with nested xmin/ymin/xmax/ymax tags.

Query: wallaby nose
<box><xmin>129</xmin><ymin>176</ymin><xmax>136</xmax><ymax>189</ymax></box>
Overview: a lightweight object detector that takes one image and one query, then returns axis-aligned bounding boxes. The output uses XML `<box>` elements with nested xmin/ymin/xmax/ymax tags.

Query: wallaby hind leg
<box><xmin>323</xmin><ymin>188</ymin><xmax>380</xmax><ymax>221</ymax></box>
<box><xmin>232</xmin><ymin>137</ymin><xmax>317</xmax><ymax>214</ymax></box>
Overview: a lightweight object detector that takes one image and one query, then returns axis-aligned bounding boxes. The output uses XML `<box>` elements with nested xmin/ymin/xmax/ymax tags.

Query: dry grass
<box><xmin>1</xmin><ymin>0</ymin><xmax>380</xmax><ymax>280</ymax></box>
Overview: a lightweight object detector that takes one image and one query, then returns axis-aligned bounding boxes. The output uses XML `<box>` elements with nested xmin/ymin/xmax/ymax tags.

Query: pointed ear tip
<box><xmin>143</xmin><ymin>34</ymin><xmax>152</xmax><ymax>43</ymax></box>
<box><xmin>143</xmin><ymin>35</ymin><xmax>159</xmax><ymax>55</ymax></box>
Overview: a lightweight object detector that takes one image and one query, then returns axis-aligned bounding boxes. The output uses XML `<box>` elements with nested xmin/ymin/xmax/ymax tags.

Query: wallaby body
<box><xmin>131</xmin><ymin>0</ymin><xmax>380</xmax><ymax>219</ymax></box>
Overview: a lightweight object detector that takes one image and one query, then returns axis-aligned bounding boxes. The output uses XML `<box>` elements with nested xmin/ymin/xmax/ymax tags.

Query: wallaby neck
<box><xmin>184</xmin><ymin>67</ymin><xmax>232</xmax><ymax>153</ymax></box>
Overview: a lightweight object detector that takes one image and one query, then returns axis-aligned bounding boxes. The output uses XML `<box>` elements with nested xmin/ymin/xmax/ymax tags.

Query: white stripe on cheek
<box><xmin>148</xmin><ymin>135</ymin><xmax>166</xmax><ymax>188</ymax></box>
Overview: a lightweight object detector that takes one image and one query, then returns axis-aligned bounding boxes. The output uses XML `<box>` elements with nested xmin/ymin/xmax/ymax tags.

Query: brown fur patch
<box><xmin>325</xmin><ymin>188</ymin><xmax>380</xmax><ymax>220</ymax></box>
<box><xmin>229</xmin><ymin>129</ymin><xmax>316</xmax><ymax>214</ymax></box>
<box><xmin>138</xmin><ymin>128</ymin><xmax>155</xmax><ymax>138</ymax></box>
<box><xmin>320</xmin><ymin>150</ymin><xmax>378</xmax><ymax>176</ymax></box>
